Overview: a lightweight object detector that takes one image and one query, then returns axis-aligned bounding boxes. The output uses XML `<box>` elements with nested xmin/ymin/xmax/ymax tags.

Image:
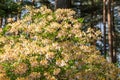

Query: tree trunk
<box><xmin>32</xmin><ymin>0</ymin><xmax>35</xmax><ymax>5</ymax></box>
<box><xmin>16</xmin><ymin>12</ymin><xmax>21</xmax><ymax>21</ymax></box>
<box><xmin>55</xmin><ymin>0</ymin><xmax>71</xmax><ymax>9</ymax></box>
<box><xmin>20</xmin><ymin>0</ymin><xmax>23</xmax><ymax>4</ymax></box>
<box><xmin>0</xmin><ymin>17</ymin><xmax>2</xmax><ymax>28</ymax></box>
<box><xmin>91</xmin><ymin>0</ymin><xmax>95</xmax><ymax>27</ymax></box>
<box><xmin>107</xmin><ymin>0</ymin><xmax>115</xmax><ymax>63</ymax></box>
<box><xmin>7</xmin><ymin>14</ymin><xmax>13</xmax><ymax>23</ymax></box>
<box><xmin>103</xmin><ymin>0</ymin><xmax>107</xmax><ymax>57</ymax></box>
<box><xmin>5</xmin><ymin>17</ymin><xmax>7</xmax><ymax>24</ymax></box>
<box><xmin>111</xmin><ymin>0</ymin><xmax>117</xmax><ymax>63</ymax></box>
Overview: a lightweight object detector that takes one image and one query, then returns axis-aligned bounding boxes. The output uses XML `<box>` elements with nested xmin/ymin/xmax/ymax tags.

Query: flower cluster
<box><xmin>0</xmin><ymin>6</ymin><xmax>119</xmax><ymax>80</ymax></box>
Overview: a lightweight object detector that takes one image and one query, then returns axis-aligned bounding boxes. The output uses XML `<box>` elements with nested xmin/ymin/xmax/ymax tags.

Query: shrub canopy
<box><xmin>0</xmin><ymin>6</ymin><xmax>119</xmax><ymax>80</ymax></box>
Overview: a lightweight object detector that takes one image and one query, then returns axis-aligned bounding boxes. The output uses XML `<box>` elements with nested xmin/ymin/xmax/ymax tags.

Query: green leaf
<box><xmin>2</xmin><ymin>25</ymin><xmax>12</xmax><ymax>34</ymax></box>
<box><xmin>77</xmin><ymin>18</ymin><xmax>84</xmax><ymax>23</ymax></box>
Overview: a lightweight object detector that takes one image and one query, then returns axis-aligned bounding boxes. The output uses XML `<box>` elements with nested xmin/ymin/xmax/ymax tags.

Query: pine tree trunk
<box><xmin>107</xmin><ymin>0</ymin><xmax>114</xmax><ymax>63</ymax></box>
<box><xmin>5</xmin><ymin>17</ymin><xmax>7</xmax><ymax>24</ymax></box>
<box><xmin>103</xmin><ymin>0</ymin><xmax>107</xmax><ymax>57</ymax></box>
<box><xmin>91</xmin><ymin>0</ymin><xmax>95</xmax><ymax>27</ymax></box>
<box><xmin>16</xmin><ymin>12</ymin><xmax>21</xmax><ymax>21</ymax></box>
<box><xmin>7</xmin><ymin>14</ymin><xmax>13</xmax><ymax>23</ymax></box>
<box><xmin>20</xmin><ymin>0</ymin><xmax>23</xmax><ymax>4</ymax></box>
<box><xmin>0</xmin><ymin>17</ymin><xmax>2</xmax><ymax>28</ymax></box>
<box><xmin>55</xmin><ymin>0</ymin><xmax>71</xmax><ymax>9</ymax></box>
<box><xmin>32</xmin><ymin>0</ymin><xmax>35</xmax><ymax>5</ymax></box>
<box><xmin>111</xmin><ymin>0</ymin><xmax>117</xmax><ymax>63</ymax></box>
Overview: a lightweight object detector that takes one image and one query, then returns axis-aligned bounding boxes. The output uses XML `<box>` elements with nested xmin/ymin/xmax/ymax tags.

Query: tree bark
<box><xmin>20</xmin><ymin>0</ymin><xmax>23</xmax><ymax>4</ymax></box>
<box><xmin>103</xmin><ymin>0</ymin><xmax>107</xmax><ymax>57</ymax></box>
<box><xmin>91</xmin><ymin>0</ymin><xmax>95</xmax><ymax>27</ymax></box>
<box><xmin>107</xmin><ymin>0</ymin><xmax>115</xmax><ymax>63</ymax></box>
<box><xmin>55</xmin><ymin>0</ymin><xmax>71</xmax><ymax>9</ymax></box>
<box><xmin>16</xmin><ymin>12</ymin><xmax>21</xmax><ymax>21</ymax></box>
<box><xmin>4</xmin><ymin>17</ymin><xmax>7</xmax><ymax>24</ymax></box>
<box><xmin>32</xmin><ymin>0</ymin><xmax>35</xmax><ymax>5</ymax></box>
<box><xmin>0</xmin><ymin>17</ymin><xmax>2</xmax><ymax>28</ymax></box>
<box><xmin>111</xmin><ymin>0</ymin><xmax>117</xmax><ymax>63</ymax></box>
<box><xmin>7</xmin><ymin>14</ymin><xmax>14</xmax><ymax>23</ymax></box>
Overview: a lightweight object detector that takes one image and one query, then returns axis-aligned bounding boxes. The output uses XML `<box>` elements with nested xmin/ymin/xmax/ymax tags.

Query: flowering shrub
<box><xmin>0</xmin><ymin>6</ymin><xmax>119</xmax><ymax>80</ymax></box>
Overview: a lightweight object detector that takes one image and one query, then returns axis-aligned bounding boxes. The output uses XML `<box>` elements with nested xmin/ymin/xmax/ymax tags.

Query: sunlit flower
<box><xmin>29</xmin><ymin>57</ymin><xmax>39</xmax><ymax>68</ymax></box>
<box><xmin>56</xmin><ymin>59</ymin><xmax>67</xmax><ymax>67</ymax></box>
<box><xmin>45</xmin><ymin>52</ymin><xmax>55</xmax><ymax>60</ymax></box>
<box><xmin>0</xmin><ymin>74</ymin><xmax>10</xmax><ymax>80</ymax></box>
<box><xmin>27</xmin><ymin>72</ymin><xmax>41</xmax><ymax>79</ymax></box>
<box><xmin>40</xmin><ymin>59</ymin><xmax>48</xmax><ymax>66</ymax></box>
<box><xmin>49</xmin><ymin>76</ymin><xmax>57</xmax><ymax>80</ymax></box>
<box><xmin>16</xmin><ymin>77</ymin><xmax>28</xmax><ymax>80</ymax></box>
<box><xmin>53</xmin><ymin>68</ymin><xmax>61</xmax><ymax>75</ymax></box>
<box><xmin>0</xmin><ymin>65</ymin><xmax>5</xmax><ymax>73</ymax></box>
<box><xmin>47</xmin><ymin>15</ymin><xmax>53</xmax><ymax>21</ymax></box>
<box><xmin>14</xmin><ymin>63</ymin><xmax>28</xmax><ymax>75</ymax></box>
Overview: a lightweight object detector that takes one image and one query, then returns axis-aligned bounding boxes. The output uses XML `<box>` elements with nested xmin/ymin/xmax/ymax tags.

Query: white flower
<box><xmin>45</xmin><ymin>52</ymin><xmax>55</xmax><ymax>60</ymax></box>
<box><xmin>53</xmin><ymin>68</ymin><xmax>61</xmax><ymax>75</ymax></box>
<box><xmin>56</xmin><ymin>59</ymin><xmax>67</xmax><ymax>67</ymax></box>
